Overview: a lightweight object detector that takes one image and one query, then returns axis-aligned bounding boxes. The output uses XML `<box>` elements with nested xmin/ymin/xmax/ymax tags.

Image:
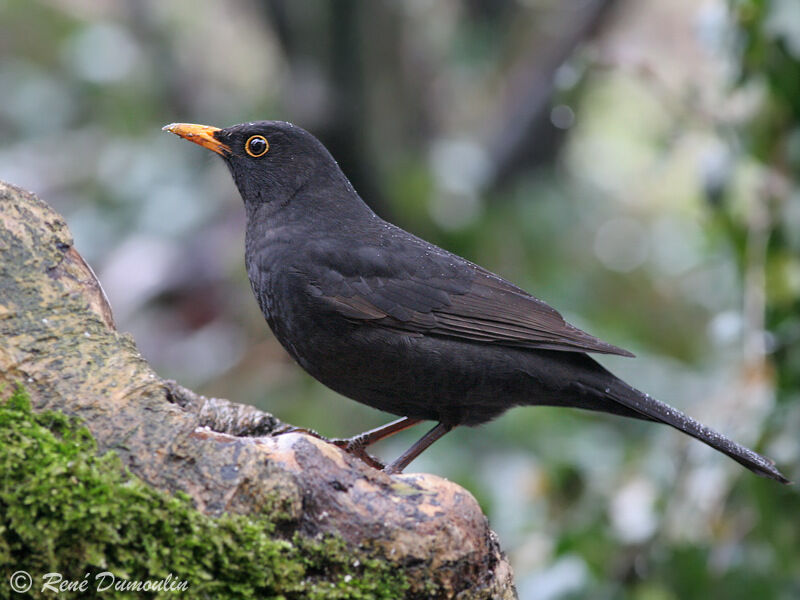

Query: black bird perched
<box><xmin>163</xmin><ymin>120</ymin><xmax>788</xmax><ymax>483</ymax></box>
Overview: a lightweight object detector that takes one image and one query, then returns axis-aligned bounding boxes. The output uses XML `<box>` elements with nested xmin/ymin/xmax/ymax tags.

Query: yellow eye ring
<box><xmin>245</xmin><ymin>135</ymin><xmax>269</xmax><ymax>157</ymax></box>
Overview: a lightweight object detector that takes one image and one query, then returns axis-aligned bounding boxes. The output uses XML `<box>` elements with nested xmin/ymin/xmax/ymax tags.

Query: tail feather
<box><xmin>606</xmin><ymin>378</ymin><xmax>789</xmax><ymax>484</ymax></box>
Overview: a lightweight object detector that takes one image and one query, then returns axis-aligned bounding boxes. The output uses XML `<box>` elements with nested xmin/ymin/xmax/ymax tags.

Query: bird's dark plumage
<box><xmin>164</xmin><ymin>120</ymin><xmax>788</xmax><ymax>483</ymax></box>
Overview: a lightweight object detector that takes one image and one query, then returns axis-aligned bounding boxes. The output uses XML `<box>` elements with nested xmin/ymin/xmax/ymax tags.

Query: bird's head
<box><xmin>163</xmin><ymin>120</ymin><xmax>361</xmax><ymax>222</ymax></box>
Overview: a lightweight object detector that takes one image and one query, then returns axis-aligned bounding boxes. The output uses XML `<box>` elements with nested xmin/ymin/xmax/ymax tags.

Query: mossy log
<box><xmin>0</xmin><ymin>180</ymin><xmax>517</xmax><ymax>599</ymax></box>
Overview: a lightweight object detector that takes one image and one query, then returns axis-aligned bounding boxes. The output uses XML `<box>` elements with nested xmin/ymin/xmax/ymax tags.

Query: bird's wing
<box><xmin>306</xmin><ymin>239</ymin><xmax>634</xmax><ymax>357</ymax></box>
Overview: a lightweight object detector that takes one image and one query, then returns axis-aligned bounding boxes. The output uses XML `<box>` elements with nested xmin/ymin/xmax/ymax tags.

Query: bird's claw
<box><xmin>330</xmin><ymin>437</ymin><xmax>385</xmax><ymax>470</ymax></box>
<box><xmin>274</xmin><ymin>428</ymin><xmax>385</xmax><ymax>470</ymax></box>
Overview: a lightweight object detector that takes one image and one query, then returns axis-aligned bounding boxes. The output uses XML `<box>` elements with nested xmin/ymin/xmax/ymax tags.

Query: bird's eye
<box><xmin>245</xmin><ymin>135</ymin><xmax>269</xmax><ymax>157</ymax></box>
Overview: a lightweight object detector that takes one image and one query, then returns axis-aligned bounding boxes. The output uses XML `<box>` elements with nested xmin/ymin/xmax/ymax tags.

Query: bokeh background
<box><xmin>2</xmin><ymin>0</ymin><xmax>799</xmax><ymax>598</ymax></box>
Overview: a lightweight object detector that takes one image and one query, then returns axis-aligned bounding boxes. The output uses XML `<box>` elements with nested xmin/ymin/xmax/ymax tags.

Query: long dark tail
<box><xmin>602</xmin><ymin>376</ymin><xmax>789</xmax><ymax>484</ymax></box>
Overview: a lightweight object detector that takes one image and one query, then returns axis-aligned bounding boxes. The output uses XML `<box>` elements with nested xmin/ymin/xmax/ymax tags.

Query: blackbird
<box><xmin>164</xmin><ymin>120</ymin><xmax>788</xmax><ymax>483</ymax></box>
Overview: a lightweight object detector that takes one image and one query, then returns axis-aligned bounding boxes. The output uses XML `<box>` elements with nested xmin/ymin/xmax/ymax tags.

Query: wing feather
<box><xmin>307</xmin><ymin>238</ymin><xmax>633</xmax><ymax>357</ymax></box>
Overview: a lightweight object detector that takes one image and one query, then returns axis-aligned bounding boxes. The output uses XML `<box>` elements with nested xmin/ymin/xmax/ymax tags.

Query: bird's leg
<box><xmin>331</xmin><ymin>417</ymin><xmax>422</xmax><ymax>467</ymax></box>
<box><xmin>333</xmin><ymin>416</ymin><xmax>422</xmax><ymax>449</ymax></box>
<box><xmin>383</xmin><ymin>422</ymin><xmax>453</xmax><ymax>475</ymax></box>
<box><xmin>272</xmin><ymin>424</ymin><xmax>386</xmax><ymax>469</ymax></box>
<box><xmin>274</xmin><ymin>418</ymin><xmax>422</xmax><ymax>469</ymax></box>
<box><xmin>331</xmin><ymin>417</ymin><xmax>422</xmax><ymax>469</ymax></box>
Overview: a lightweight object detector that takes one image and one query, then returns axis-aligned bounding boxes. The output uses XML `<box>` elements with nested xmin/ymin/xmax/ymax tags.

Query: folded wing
<box><xmin>307</xmin><ymin>241</ymin><xmax>633</xmax><ymax>357</ymax></box>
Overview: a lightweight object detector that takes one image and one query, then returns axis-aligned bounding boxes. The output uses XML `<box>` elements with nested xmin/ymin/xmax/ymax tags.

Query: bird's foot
<box><xmin>330</xmin><ymin>436</ymin><xmax>386</xmax><ymax>470</ymax></box>
<box><xmin>274</xmin><ymin>426</ymin><xmax>386</xmax><ymax>470</ymax></box>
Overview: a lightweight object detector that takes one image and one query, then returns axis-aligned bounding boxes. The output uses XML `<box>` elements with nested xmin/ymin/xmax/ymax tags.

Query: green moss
<box><xmin>0</xmin><ymin>388</ymin><xmax>408</xmax><ymax>599</ymax></box>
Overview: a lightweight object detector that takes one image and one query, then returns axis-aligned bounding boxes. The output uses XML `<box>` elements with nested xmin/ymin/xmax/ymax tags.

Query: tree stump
<box><xmin>0</xmin><ymin>180</ymin><xmax>517</xmax><ymax>599</ymax></box>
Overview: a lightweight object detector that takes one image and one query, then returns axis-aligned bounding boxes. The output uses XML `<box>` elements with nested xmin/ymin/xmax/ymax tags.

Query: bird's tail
<box><xmin>604</xmin><ymin>377</ymin><xmax>789</xmax><ymax>484</ymax></box>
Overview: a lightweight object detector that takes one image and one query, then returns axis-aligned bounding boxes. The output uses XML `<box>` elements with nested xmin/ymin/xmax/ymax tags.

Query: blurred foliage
<box><xmin>731</xmin><ymin>0</ymin><xmax>800</xmax><ymax>399</ymax></box>
<box><xmin>0</xmin><ymin>1</ymin><xmax>798</xmax><ymax>599</ymax></box>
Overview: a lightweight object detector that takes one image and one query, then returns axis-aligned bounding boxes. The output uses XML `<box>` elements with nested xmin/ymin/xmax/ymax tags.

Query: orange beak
<box><xmin>162</xmin><ymin>123</ymin><xmax>231</xmax><ymax>156</ymax></box>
